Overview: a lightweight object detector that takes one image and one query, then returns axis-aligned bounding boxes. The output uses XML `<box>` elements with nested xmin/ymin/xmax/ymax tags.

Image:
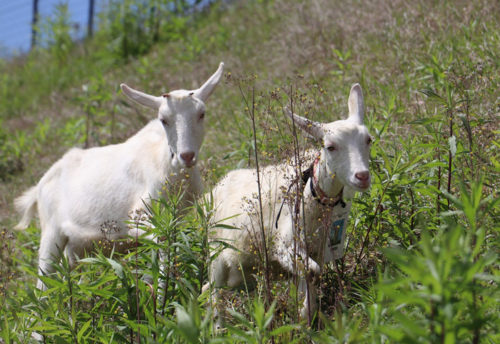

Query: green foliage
<box><xmin>225</xmin><ymin>299</ymin><xmax>301</xmax><ymax>344</ymax></box>
<box><xmin>0</xmin><ymin>120</ymin><xmax>24</xmax><ymax>181</ymax></box>
<box><xmin>41</xmin><ymin>3</ymin><xmax>74</xmax><ymax>64</ymax></box>
<box><xmin>97</xmin><ymin>0</ymin><xmax>200</xmax><ymax>59</ymax></box>
<box><xmin>366</xmin><ymin>179</ymin><xmax>498</xmax><ymax>343</ymax></box>
<box><xmin>78</xmin><ymin>75</ymin><xmax>116</xmax><ymax>147</ymax></box>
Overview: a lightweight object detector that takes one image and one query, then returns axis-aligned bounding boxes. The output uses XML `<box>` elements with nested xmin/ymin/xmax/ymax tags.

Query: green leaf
<box><xmin>419</xmin><ymin>88</ymin><xmax>445</xmax><ymax>103</ymax></box>
<box><xmin>270</xmin><ymin>324</ymin><xmax>298</xmax><ymax>336</ymax></box>
<box><xmin>176</xmin><ymin>305</ymin><xmax>199</xmax><ymax>344</ymax></box>
<box><xmin>77</xmin><ymin>319</ymin><xmax>92</xmax><ymax>342</ymax></box>
<box><xmin>106</xmin><ymin>258</ymin><xmax>124</xmax><ymax>279</ymax></box>
<box><xmin>2</xmin><ymin>315</ymin><xmax>10</xmax><ymax>343</ymax></box>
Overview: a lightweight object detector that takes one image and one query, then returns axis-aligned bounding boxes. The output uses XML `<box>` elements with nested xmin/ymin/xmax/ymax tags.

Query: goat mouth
<box><xmin>182</xmin><ymin>161</ymin><xmax>197</xmax><ymax>168</ymax></box>
<box><xmin>350</xmin><ymin>180</ymin><xmax>371</xmax><ymax>191</ymax></box>
<box><xmin>355</xmin><ymin>182</ymin><xmax>371</xmax><ymax>191</ymax></box>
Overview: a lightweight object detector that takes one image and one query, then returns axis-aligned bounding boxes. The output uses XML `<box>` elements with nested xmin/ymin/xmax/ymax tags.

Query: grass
<box><xmin>0</xmin><ymin>0</ymin><xmax>499</xmax><ymax>342</ymax></box>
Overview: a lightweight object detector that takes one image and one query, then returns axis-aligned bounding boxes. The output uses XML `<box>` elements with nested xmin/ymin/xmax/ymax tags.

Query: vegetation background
<box><xmin>0</xmin><ymin>0</ymin><xmax>498</xmax><ymax>342</ymax></box>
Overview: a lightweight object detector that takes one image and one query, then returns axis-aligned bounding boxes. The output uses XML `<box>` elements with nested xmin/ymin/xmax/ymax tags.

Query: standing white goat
<box><xmin>206</xmin><ymin>84</ymin><xmax>371</xmax><ymax>320</ymax></box>
<box><xmin>15</xmin><ymin>63</ymin><xmax>224</xmax><ymax>290</ymax></box>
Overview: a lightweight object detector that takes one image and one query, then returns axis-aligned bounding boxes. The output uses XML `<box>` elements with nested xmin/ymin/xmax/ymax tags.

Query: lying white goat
<box><xmin>15</xmin><ymin>63</ymin><xmax>224</xmax><ymax>290</ymax></box>
<box><xmin>206</xmin><ymin>84</ymin><xmax>371</xmax><ymax>320</ymax></box>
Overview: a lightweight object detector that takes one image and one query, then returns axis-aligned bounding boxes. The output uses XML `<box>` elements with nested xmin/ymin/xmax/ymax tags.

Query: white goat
<box><xmin>14</xmin><ymin>63</ymin><xmax>224</xmax><ymax>290</ymax></box>
<box><xmin>206</xmin><ymin>84</ymin><xmax>371</xmax><ymax>320</ymax></box>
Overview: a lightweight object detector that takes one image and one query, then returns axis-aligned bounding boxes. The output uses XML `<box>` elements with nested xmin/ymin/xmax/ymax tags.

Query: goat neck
<box><xmin>311</xmin><ymin>151</ymin><xmax>345</xmax><ymax>204</ymax></box>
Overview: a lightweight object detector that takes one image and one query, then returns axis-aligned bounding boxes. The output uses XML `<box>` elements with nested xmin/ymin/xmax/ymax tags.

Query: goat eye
<box><xmin>160</xmin><ymin>118</ymin><xmax>168</xmax><ymax>126</ymax></box>
<box><xmin>367</xmin><ymin>136</ymin><xmax>373</xmax><ymax>145</ymax></box>
<box><xmin>199</xmin><ymin>113</ymin><xmax>205</xmax><ymax>120</ymax></box>
<box><xmin>327</xmin><ymin>145</ymin><xmax>336</xmax><ymax>152</ymax></box>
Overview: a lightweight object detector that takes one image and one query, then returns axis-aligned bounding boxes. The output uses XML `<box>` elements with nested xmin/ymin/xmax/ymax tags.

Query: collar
<box><xmin>275</xmin><ymin>153</ymin><xmax>346</xmax><ymax>229</ymax></box>
<box><xmin>304</xmin><ymin>154</ymin><xmax>346</xmax><ymax>208</ymax></box>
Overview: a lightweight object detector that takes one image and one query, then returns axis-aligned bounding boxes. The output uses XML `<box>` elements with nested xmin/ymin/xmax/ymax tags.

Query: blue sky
<box><xmin>0</xmin><ymin>0</ymin><xmax>97</xmax><ymax>57</ymax></box>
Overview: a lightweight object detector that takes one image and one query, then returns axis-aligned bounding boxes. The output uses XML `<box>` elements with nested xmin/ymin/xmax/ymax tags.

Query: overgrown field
<box><xmin>0</xmin><ymin>0</ymin><xmax>499</xmax><ymax>342</ymax></box>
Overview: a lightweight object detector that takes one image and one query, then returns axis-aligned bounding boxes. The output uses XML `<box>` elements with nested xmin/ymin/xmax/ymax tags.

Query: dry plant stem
<box><xmin>429</xmin><ymin>98</ymin><xmax>442</xmax><ymax>225</ymax></box>
<box><xmin>161</xmin><ymin>235</ymin><xmax>172</xmax><ymax>315</ymax></box>
<box><xmin>237</xmin><ymin>81</ymin><xmax>272</xmax><ymax>307</ymax></box>
<box><xmin>161</xmin><ymin>206</ymin><xmax>178</xmax><ymax>316</ymax></box>
<box><xmin>67</xmin><ymin>265</ymin><xmax>77</xmax><ymax>342</ymax></box>
<box><xmin>317</xmin><ymin>223</ymin><xmax>330</xmax><ymax>330</ymax></box>
<box><xmin>334</xmin><ymin>260</ymin><xmax>345</xmax><ymax>307</ymax></box>
<box><xmin>199</xmin><ymin>225</ymin><xmax>207</xmax><ymax>295</ymax></box>
<box><xmin>276</xmin><ymin>94</ymin><xmax>301</xmax><ymax>324</ymax></box>
<box><xmin>447</xmin><ymin>108</ymin><xmax>453</xmax><ymax>210</ymax></box>
<box><xmin>470</xmin><ymin>184</ymin><xmax>480</xmax><ymax>344</ymax></box>
<box><xmin>287</xmin><ymin>87</ymin><xmax>313</xmax><ymax>327</ymax></box>
<box><xmin>286</xmin><ymin>86</ymin><xmax>300</xmax><ymax>323</ymax></box>
<box><xmin>161</xmin><ymin>250</ymin><xmax>170</xmax><ymax>315</ymax></box>
<box><xmin>464</xmin><ymin>94</ymin><xmax>473</xmax><ymax>153</ymax></box>
<box><xmin>409</xmin><ymin>187</ymin><xmax>415</xmax><ymax>231</ymax></box>
<box><xmin>199</xmin><ymin>204</ymin><xmax>211</xmax><ymax>296</ymax></box>
<box><xmin>91</xmin><ymin>270</ymin><xmax>96</xmax><ymax>338</ymax></box>
<box><xmin>437</xmin><ymin>151</ymin><xmax>442</xmax><ymax>225</ymax></box>
<box><xmin>135</xmin><ymin>223</ymin><xmax>140</xmax><ymax>343</ymax></box>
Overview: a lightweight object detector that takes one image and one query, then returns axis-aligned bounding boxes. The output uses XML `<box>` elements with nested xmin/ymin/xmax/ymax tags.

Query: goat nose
<box><xmin>180</xmin><ymin>151</ymin><xmax>195</xmax><ymax>164</ymax></box>
<box><xmin>355</xmin><ymin>171</ymin><xmax>370</xmax><ymax>181</ymax></box>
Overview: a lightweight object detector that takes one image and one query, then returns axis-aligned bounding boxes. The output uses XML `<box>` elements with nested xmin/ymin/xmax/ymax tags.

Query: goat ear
<box><xmin>193</xmin><ymin>62</ymin><xmax>224</xmax><ymax>101</ymax></box>
<box><xmin>285</xmin><ymin>107</ymin><xmax>324</xmax><ymax>140</ymax></box>
<box><xmin>347</xmin><ymin>83</ymin><xmax>364</xmax><ymax>124</ymax></box>
<box><xmin>120</xmin><ymin>84</ymin><xmax>163</xmax><ymax>109</ymax></box>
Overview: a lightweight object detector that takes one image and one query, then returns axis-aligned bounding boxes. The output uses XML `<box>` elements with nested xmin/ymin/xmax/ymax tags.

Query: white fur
<box><xmin>206</xmin><ymin>84</ymin><xmax>371</xmax><ymax>321</ymax></box>
<box><xmin>15</xmin><ymin>63</ymin><xmax>224</xmax><ymax>290</ymax></box>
